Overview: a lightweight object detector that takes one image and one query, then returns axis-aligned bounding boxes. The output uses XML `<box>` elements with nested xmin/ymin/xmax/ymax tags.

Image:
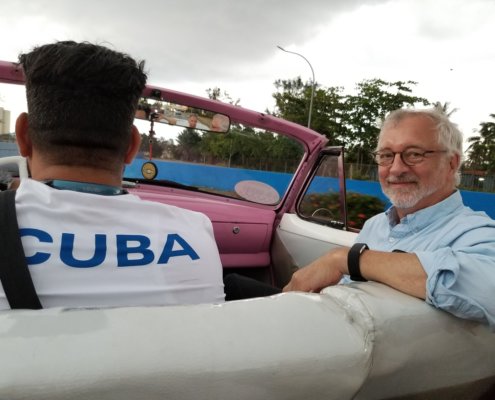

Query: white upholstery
<box><xmin>0</xmin><ymin>283</ymin><xmax>493</xmax><ymax>399</ymax></box>
<box><xmin>0</xmin><ymin>155</ymin><xmax>28</xmax><ymax>179</ymax></box>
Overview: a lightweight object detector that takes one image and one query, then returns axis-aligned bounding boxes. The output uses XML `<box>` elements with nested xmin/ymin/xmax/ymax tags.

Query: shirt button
<box><xmin>388</xmin><ymin>238</ymin><xmax>396</xmax><ymax>243</ymax></box>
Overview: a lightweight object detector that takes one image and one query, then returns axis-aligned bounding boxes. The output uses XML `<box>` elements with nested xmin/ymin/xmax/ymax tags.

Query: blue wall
<box><xmin>0</xmin><ymin>142</ymin><xmax>19</xmax><ymax>158</ymax></box>
<box><xmin>125</xmin><ymin>158</ymin><xmax>294</xmax><ymax>195</ymax></box>
<box><xmin>347</xmin><ymin>179</ymin><xmax>495</xmax><ymax>219</ymax></box>
<box><xmin>125</xmin><ymin>158</ymin><xmax>495</xmax><ymax>219</ymax></box>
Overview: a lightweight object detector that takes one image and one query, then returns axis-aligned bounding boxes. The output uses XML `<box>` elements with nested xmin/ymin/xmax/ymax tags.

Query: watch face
<box><xmin>141</xmin><ymin>161</ymin><xmax>158</xmax><ymax>180</ymax></box>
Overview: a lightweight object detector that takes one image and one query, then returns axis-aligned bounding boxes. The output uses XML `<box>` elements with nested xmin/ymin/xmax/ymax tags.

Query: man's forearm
<box><xmin>284</xmin><ymin>247</ymin><xmax>428</xmax><ymax>299</ymax></box>
<box><xmin>359</xmin><ymin>250</ymin><xmax>427</xmax><ymax>299</ymax></box>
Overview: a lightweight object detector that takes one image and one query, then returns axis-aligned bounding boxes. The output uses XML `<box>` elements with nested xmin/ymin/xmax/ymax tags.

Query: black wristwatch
<box><xmin>348</xmin><ymin>243</ymin><xmax>369</xmax><ymax>282</ymax></box>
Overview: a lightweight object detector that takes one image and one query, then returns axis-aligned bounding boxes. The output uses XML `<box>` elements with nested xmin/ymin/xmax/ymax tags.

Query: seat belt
<box><xmin>0</xmin><ymin>190</ymin><xmax>42</xmax><ymax>309</ymax></box>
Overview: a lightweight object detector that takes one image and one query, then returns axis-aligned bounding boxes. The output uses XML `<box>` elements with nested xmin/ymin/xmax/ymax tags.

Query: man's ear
<box><xmin>450</xmin><ymin>152</ymin><xmax>461</xmax><ymax>173</ymax></box>
<box><xmin>15</xmin><ymin>113</ymin><xmax>32</xmax><ymax>157</ymax></box>
<box><xmin>124</xmin><ymin>125</ymin><xmax>141</xmax><ymax>164</ymax></box>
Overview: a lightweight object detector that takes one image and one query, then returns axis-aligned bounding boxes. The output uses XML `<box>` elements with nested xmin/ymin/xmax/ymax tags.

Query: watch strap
<box><xmin>348</xmin><ymin>243</ymin><xmax>369</xmax><ymax>282</ymax></box>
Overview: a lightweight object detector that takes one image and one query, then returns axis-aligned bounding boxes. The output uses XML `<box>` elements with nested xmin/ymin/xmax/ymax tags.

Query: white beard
<box><xmin>382</xmin><ymin>174</ymin><xmax>438</xmax><ymax>210</ymax></box>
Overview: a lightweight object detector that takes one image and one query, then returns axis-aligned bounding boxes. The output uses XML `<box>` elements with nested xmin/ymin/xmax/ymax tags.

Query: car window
<box><xmin>297</xmin><ymin>148</ymin><xmax>385</xmax><ymax>231</ymax></box>
<box><xmin>298</xmin><ymin>150</ymin><xmax>347</xmax><ymax>229</ymax></box>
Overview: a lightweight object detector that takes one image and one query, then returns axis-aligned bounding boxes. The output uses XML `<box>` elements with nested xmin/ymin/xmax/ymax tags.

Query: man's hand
<box><xmin>283</xmin><ymin>247</ymin><xmax>349</xmax><ymax>293</ymax></box>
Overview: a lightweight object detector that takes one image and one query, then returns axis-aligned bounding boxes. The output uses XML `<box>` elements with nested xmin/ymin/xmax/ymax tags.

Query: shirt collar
<box><xmin>385</xmin><ymin>191</ymin><xmax>463</xmax><ymax>230</ymax></box>
<box><xmin>43</xmin><ymin>179</ymin><xmax>127</xmax><ymax>196</ymax></box>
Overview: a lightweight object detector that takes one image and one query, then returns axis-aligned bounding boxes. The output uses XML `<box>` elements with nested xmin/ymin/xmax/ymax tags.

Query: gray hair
<box><xmin>379</xmin><ymin>107</ymin><xmax>463</xmax><ymax>185</ymax></box>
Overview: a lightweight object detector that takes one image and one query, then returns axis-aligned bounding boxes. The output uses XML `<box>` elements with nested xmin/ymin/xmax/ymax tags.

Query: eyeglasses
<box><xmin>372</xmin><ymin>148</ymin><xmax>448</xmax><ymax>167</ymax></box>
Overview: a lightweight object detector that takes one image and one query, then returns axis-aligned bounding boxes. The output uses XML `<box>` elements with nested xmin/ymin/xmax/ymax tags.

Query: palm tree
<box><xmin>465</xmin><ymin>114</ymin><xmax>495</xmax><ymax>172</ymax></box>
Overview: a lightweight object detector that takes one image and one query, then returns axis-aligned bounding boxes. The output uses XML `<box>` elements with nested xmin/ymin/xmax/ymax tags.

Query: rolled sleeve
<box><xmin>355</xmin><ymin>193</ymin><xmax>495</xmax><ymax>329</ymax></box>
<box><xmin>416</xmin><ymin>247</ymin><xmax>495</xmax><ymax>329</ymax></box>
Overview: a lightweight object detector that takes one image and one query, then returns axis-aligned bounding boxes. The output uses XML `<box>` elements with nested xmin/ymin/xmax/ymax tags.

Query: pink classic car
<box><xmin>0</xmin><ymin>60</ymin><xmax>494</xmax><ymax>400</ymax></box>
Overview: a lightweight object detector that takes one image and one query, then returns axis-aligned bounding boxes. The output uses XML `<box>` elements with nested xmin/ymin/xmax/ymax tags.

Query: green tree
<box><xmin>342</xmin><ymin>79</ymin><xmax>430</xmax><ymax>164</ymax></box>
<box><xmin>270</xmin><ymin>78</ymin><xmax>430</xmax><ymax>167</ymax></box>
<box><xmin>272</xmin><ymin>77</ymin><xmax>311</xmax><ymax>126</ymax></box>
<box><xmin>465</xmin><ymin>114</ymin><xmax>495</xmax><ymax>172</ymax></box>
<box><xmin>199</xmin><ymin>130</ymin><xmax>234</xmax><ymax>165</ymax></box>
<box><xmin>271</xmin><ymin>135</ymin><xmax>304</xmax><ymax>172</ymax></box>
<box><xmin>175</xmin><ymin>128</ymin><xmax>202</xmax><ymax>161</ymax></box>
<box><xmin>139</xmin><ymin>132</ymin><xmax>166</xmax><ymax>159</ymax></box>
<box><xmin>271</xmin><ymin>77</ymin><xmax>346</xmax><ymax>141</ymax></box>
<box><xmin>206</xmin><ymin>87</ymin><xmax>240</xmax><ymax>105</ymax></box>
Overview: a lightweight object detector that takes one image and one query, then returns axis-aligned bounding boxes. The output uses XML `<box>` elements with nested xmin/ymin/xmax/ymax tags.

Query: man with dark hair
<box><xmin>1</xmin><ymin>41</ymin><xmax>224</xmax><ymax>309</ymax></box>
<box><xmin>18</xmin><ymin>41</ymin><xmax>146</xmax><ymax>175</ymax></box>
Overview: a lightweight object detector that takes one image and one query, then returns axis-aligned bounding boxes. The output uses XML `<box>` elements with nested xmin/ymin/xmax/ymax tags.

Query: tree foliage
<box><xmin>139</xmin><ymin>132</ymin><xmax>169</xmax><ymax>159</ymax></box>
<box><xmin>206</xmin><ymin>87</ymin><xmax>240</xmax><ymax>106</ymax></box>
<box><xmin>271</xmin><ymin>77</ymin><xmax>346</xmax><ymax>141</ymax></box>
<box><xmin>201</xmin><ymin>125</ymin><xmax>302</xmax><ymax>172</ymax></box>
<box><xmin>140</xmin><ymin>125</ymin><xmax>303</xmax><ymax>173</ymax></box>
<box><xmin>465</xmin><ymin>114</ymin><xmax>495</xmax><ymax>172</ymax></box>
<box><xmin>271</xmin><ymin>77</ymin><xmax>430</xmax><ymax>163</ymax></box>
<box><xmin>139</xmin><ymin>79</ymin><xmax>494</xmax><ymax>179</ymax></box>
<box><xmin>175</xmin><ymin>128</ymin><xmax>202</xmax><ymax>161</ymax></box>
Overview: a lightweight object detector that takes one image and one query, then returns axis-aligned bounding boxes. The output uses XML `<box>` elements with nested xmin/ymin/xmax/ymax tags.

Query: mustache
<box><xmin>386</xmin><ymin>175</ymin><xmax>418</xmax><ymax>184</ymax></box>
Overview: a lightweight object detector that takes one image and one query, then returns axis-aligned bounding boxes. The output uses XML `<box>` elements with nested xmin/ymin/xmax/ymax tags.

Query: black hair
<box><xmin>19</xmin><ymin>41</ymin><xmax>147</xmax><ymax>170</ymax></box>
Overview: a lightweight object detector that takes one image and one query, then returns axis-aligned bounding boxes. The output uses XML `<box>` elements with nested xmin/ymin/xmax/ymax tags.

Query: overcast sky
<box><xmin>1</xmin><ymin>0</ymin><xmax>494</xmax><ymax>149</ymax></box>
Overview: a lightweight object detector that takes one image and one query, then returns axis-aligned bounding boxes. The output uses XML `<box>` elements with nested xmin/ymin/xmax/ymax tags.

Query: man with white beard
<box><xmin>284</xmin><ymin>107</ymin><xmax>495</xmax><ymax>329</ymax></box>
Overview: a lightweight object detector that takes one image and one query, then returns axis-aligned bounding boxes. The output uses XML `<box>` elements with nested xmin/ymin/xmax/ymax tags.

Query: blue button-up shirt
<box><xmin>356</xmin><ymin>191</ymin><xmax>495</xmax><ymax>329</ymax></box>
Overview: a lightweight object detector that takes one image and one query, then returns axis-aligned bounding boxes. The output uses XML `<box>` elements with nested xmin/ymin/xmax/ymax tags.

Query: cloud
<box><xmin>1</xmin><ymin>0</ymin><xmax>385</xmax><ymax>82</ymax></box>
<box><xmin>1</xmin><ymin>0</ymin><xmax>494</xmax><ymax>141</ymax></box>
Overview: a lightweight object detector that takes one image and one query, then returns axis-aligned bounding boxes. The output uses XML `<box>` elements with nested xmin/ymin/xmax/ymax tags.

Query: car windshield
<box><xmin>124</xmin><ymin>117</ymin><xmax>305</xmax><ymax>206</ymax></box>
<box><xmin>0</xmin><ymin>81</ymin><xmax>306</xmax><ymax>206</ymax></box>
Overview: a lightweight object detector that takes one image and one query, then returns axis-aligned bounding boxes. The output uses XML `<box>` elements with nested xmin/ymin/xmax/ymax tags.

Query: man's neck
<box><xmin>30</xmin><ymin>164</ymin><xmax>123</xmax><ymax>188</ymax></box>
<box><xmin>395</xmin><ymin>189</ymin><xmax>456</xmax><ymax>220</ymax></box>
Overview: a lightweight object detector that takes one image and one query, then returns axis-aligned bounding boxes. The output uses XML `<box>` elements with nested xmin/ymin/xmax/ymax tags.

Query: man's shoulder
<box><xmin>420</xmin><ymin>198</ymin><xmax>495</xmax><ymax>241</ymax></box>
<box><xmin>449</xmin><ymin>204</ymin><xmax>495</xmax><ymax>228</ymax></box>
<box><xmin>17</xmin><ymin>179</ymin><xmax>212</xmax><ymax>226</ymax></box>
<box><xmin>446</xmin><ymin>192</ymin><xmax>494</xmax><ymax>223</ymax></box>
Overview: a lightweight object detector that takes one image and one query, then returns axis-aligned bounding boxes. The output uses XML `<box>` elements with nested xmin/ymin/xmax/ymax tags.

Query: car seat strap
<box><xmin>0</xmin><ymin>190</ymin><xmax>42</xmax><ymax>309</ymax></box>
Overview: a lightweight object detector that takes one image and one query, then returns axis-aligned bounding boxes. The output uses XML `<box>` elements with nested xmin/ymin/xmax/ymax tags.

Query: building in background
<box><xmin>0</xmin><ymin>107</ymin><xmax>18</xmax><ymax>157</ymax></box>
<box><xmin>0</xmin><ymin>107</ymin><xmax>11</xmax><ymax>135</ymax></box>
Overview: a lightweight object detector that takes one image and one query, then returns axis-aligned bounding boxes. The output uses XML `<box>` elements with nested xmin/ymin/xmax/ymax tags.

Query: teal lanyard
<box><xmin>44</xmin><ymin>180</ymin><xmax>126</xmax><ymax>196</ymax></box>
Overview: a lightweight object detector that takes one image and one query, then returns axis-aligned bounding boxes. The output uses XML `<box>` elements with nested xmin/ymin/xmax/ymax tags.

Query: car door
<box><xmin>271</xmin><ymin>146</ymin><xmax>358</xmax><ymax>287</ymax></box>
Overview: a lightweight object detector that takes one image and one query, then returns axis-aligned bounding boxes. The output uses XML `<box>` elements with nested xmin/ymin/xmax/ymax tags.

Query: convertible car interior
<box><xmin>0</xmin><ymin>60</ymin><xmax>494</xmax><ymax>400</ymax></box>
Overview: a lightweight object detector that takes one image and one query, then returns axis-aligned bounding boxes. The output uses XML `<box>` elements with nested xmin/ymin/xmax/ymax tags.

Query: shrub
<box><xmin>299</xmin><ymin>191</ymin><xmax>385</xmax><ymax>230</ymax></box>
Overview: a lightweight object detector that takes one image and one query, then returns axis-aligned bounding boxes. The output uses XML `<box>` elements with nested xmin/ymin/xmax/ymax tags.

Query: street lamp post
<box><xmin>277</xmin><ymin>45</ymin><xmax>315</xmax><ymax>129</ymax></box>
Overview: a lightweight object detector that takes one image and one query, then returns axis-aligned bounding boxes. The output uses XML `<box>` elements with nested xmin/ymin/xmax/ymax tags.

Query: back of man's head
<box><xmin>19</xmin><ymin>41</ymin><xmax>147</xmax><ymax>169</ymax></box>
